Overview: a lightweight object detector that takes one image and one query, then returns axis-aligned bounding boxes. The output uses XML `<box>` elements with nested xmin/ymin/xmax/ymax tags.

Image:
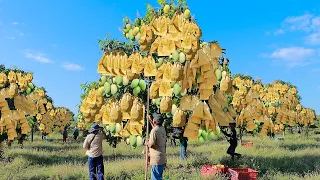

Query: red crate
<box><xmin>229</xmin><ymin>168</ymin><xmax>258</xmax><ymax>180</ymax></box>
<box><xmin>201</xmin><ymin>165</ymin><xmax>228</xmax><ymax>178</ymax></box>
<box><xmin>228</xmin><ymin>169</ymin><xmax>239</xmax><ymax>180</ymax></box>
<box><xmin>241</xmin><ymin>142</ymin><xmax>254</xmax><ymax>148</ymax></box>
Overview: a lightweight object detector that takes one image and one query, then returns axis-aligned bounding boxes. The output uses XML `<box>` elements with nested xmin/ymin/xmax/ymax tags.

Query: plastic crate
<box><xmin>201</xmin><ymin>165</ymin><xmax>228</xmax><ymax>178</ymax></box>
<box><xmin>229</xmin><ymin>168</ymin><xmax>258</xmax><ymax>180</ymax></box>
<box><xmin>241</xmin><ymin>142</ymin><xmax>253</xmax><ymax>148</ymax></box>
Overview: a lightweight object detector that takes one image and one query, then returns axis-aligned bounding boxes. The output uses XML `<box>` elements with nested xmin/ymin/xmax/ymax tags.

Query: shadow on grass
<box><xmin>279</xmin><ymin>143</ymin><xmax>320</xmax><ymax>151</ymax></box>
<box><xmin>9</xmin><ymin>152</ymin><xmax>147</xmax><ymax>166</ymax></box>
<box><xmin>13</xmin><ymin>152</ymin><xmax>88</xmax><ymax>165</ymax></box>
<box><xmin>103</xmin><ymin>154</ymin><xmax>142</xmax><ymax>161</ymax></box>
<box><xmin>28</xmin><ymin>144</ymin><xmax>81</xmax><ymax>152</ymax></box>
<box><xmin>219</xmin><ymin>154</ymin><xmax>320</xmax><ymax>177</ymax></box>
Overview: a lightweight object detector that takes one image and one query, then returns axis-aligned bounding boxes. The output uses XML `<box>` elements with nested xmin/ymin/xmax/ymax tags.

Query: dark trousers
<box><xmin>227</xmin><ymin>142</ymin><xmax>241</xmax><ymax>160</ymax></box>
<box><xmin>88</xmin><ymin>155</ymin><xmax>104</xmax><ymax>180</ymax></box>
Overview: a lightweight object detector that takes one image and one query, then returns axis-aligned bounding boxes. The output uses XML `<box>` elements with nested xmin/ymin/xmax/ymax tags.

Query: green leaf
<box><xmin>157</xmin><ymin>0</ymin><xmax>166</xmax><ymax>5</ymax></box>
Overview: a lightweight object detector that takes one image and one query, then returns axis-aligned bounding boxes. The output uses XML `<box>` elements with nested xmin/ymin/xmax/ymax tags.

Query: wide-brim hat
<box><xmin>89</xmin><ymin>123</ymin><xmax>102</xmax><ymax>133</ymax></box>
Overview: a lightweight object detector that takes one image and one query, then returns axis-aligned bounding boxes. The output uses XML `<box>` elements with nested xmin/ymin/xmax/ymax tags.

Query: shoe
<box><xmin>176</xmin><ymin>164</ymin><xmax>184</xmax><ymax>169</ymax></box>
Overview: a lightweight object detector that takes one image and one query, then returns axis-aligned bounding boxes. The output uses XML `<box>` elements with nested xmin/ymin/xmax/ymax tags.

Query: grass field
<box><xmin>1</xmin><ymin>131</ymin><xmax>320</xmax><ymax>180</ymax></box>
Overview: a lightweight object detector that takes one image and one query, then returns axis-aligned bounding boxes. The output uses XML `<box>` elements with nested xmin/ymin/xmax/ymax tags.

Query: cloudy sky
<box><xmin>0</xmin><ymin>0</ymin><xmax>319</xmax><ymax>114</ymax></box>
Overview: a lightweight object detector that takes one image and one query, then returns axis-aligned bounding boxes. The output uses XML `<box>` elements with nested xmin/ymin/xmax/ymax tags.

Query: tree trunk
<box><xmin>239</xmin><ymin>127</ymin><xmax>243</xmax><ymax>143</ymax></box>
<box><xmin>31</xmin><ymin>125</ymin><xmax>34</xmax><ymax>142</ymax></box>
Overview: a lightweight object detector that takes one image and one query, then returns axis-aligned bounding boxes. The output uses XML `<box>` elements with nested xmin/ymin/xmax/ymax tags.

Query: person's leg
<box><xmin>227</xmin><ymin>145</ymin><xmax>235</xmax><ymax>160</ymax></box>
<box><xmin>88</xmin><ymin>156</ymin><xmax>97</xmax><ymax>180</ymax></box>
<box><xmin>151</xmin><ymin>165</ymin><xmax>157</xmax><ymax>180</ymax></box>
<box><xmin>233</xmin><ymin>145</ymin><xmax>241</xmax><ymax>157</ymax></box>
<box><xmin>96</xmin><ymin>155</ymin><xmax>104</xmax><ymax>180</ymax></box>
<box><xmin>185</xmin><ymin>143</ymin><xmax>188</xmax><ymax>158</ymax></box>
<box><xmin>181</xmin><ymin>145</ymin><xmax>186</xmax><ymax>160</ymax></box>
<box><xmin>158</xmin><ymin>165</ymin><xmax>164</xmax><ymax>179</ymax></box>
<box><xmin>151</xmin><ymin>165</ymin><xmax>164</xmax><ymax>180</ymax></box>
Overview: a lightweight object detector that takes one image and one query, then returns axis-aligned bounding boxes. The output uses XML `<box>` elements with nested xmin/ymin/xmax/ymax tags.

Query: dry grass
<box><xmin>0</xmin><ymin>131</ymin><xmax>320</xmax><ymax>180</ymax></box>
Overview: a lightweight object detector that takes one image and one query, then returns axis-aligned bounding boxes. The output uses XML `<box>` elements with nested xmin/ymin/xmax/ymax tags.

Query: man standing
<box><xmin>73</xmin><ymin>126</ymin><xmax>79</xmax><ymax>140</ymax></box>
<box><xmin>179</xmin><ymin>135</ymin><xmax>188</xmax><ymax>160</ymax></box>
<box><xmin>146</xmin><ymin>113</ymin><xmax>167</xmax><ymax>180</ymax></box>
<box><xmin>83</xmin><ymin>123</ymin><xmax>106</xmax><ymax>180</ymax></box>
<box><xmin>62</xmin><ymin>128</ymin><xmax>68</xmax><ymax>143</ymax></box>
<box><xmin>221</xmin><ymin>122</ymin><xmax>241</xmax><ymax>160</ymax></box>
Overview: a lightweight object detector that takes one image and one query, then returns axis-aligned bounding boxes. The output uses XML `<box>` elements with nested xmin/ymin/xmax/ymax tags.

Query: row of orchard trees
<box><xmin>231</xmin><ymin>75</ymin><xmax>316</xmax><ymax>138</ymax></box>
<box><xmin>0</xmin><ymin>64</ymin><xmax>74</xmax><ymax>146</ymax></box>
<box><xmin>77</xmin><ymin>0</ymin><xmax>317</xmax><ymax>148</ymax></box>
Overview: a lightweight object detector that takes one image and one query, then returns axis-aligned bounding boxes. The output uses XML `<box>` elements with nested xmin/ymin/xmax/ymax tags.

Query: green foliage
<box><xmin>122</xmin><ymin>16</ymin><xmax>130</xmax><ymax>24</ymax></box>
<box><xmin>143</xmin><ymin>4</ymin><xmax>156</xmax><ymax>24</ymax></box>
<box><xmin>225</xmin><ymin>94</ymin><xmax>233</xmax><ymax>106</ymax></box>
<box><xmin>254</xmin><ymin>78</ymin><xmax>263</xmax><ymax>85</ymax></box>
<box><xmin>232</xmin><ymin>73</ymin><xmax>253</xmax><ymax>81</ymax></box>
<box><xmin>177</xmin><ymin>0</ymin><xmax>188</xmax><ymax>7</ymax></box>
<box><xmin>98</xmin><ymin>35</ymin><xmax>138</xmax><ymax>55</ymax></box>
<box><xmin>0</xmin><ymin>64</ymin><xmax>5</xmax><ymax>72</ymax></box>
<box><xmin>157</xmin><ymin>0</ymin><xmax>166</xmax><ymax>5</ymax></box>
<box><xmin>79</xmin><ymin>81</ymin><xmax>102</xmax><ymax>106</ymax></box>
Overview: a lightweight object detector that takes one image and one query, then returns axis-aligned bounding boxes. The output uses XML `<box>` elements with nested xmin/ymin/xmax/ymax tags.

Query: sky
<box><xmin>0</xmin><ymin>0</ymin><xmax>319</xmax><ymax>115</ymax></box>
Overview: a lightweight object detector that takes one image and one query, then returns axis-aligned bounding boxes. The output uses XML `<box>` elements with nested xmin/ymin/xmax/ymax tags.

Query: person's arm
<box><xmin>83</xmin><ymin>136</ymin><xmax>90</xmax><ymax>150</ymax></box>
<box><xmin>147</xmin><ymin>115</ymin><xmax>156</xmax><ymax>128</ymax></box>
<box><xmin>222</xmin><ymin>129</ymin><xmax>231</xmax><ymax>137</ymax></box>
<box><xmin>231</xmin><ymin>130</ymin><xmax>237</xmax><ymax>140</ymax></box>
<box><xmin>101</xmin><ymin>130</ymin><xmax>107</xmax><ymax>140</ymax></box>
<box><xmin>146</xmin><ymin>130</ymin><xmax>156</xmax><ymax>148</ymax></box>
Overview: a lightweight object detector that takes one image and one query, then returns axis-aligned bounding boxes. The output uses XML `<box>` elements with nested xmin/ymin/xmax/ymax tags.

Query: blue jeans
<box><xmin>151</xmin><ymin>165</ymin><xmax>164</xmax><ymax>180</ymax></box>
<box><xmin>88</xmin><ymin>155</ymin><xmax>104</xmax><ymax>180</ymax></box>
<box><xmin>180</xmin><ymin>145</ymin><xmax>187</xmax><ymax>160</ymax></box>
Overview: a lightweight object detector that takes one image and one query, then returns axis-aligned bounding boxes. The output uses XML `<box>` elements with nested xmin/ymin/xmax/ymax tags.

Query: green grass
<box><xmin>1</xmin><ymin>132</ymin><xmax>320</xmax><ymax>180</ymax></box>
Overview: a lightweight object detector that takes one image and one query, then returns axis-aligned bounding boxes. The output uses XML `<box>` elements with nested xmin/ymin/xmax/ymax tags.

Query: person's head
<box><xmin>89</xmin><ymin>123</ymin><xmax>102</xmax><ymax>134</ymax></box>
<box><xmin>152</xmin><ymin>113</ymin><xmax>164</xmax><ymax>126</ymax></box>
<box><xmin>229</xmin><ymin>123</ymin><xmax>236</xmax><ymax>129</ymax></box>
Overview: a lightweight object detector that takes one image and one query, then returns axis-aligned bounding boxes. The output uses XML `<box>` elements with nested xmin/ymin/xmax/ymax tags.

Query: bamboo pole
<box><xmin>144</xmin><ymin>78</ymin><xmax>150</xmax><ymax>180</ymax></box>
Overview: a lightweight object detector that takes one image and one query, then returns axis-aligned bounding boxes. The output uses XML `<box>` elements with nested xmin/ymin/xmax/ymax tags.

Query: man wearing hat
<box><xmin>83</xmin><ymin>123</ymin><xmax>106</xmax><ymax>180</ymax></box>
<box><xmin>221</xmin><ymin>122</ymin><xmax>241</xmax><ymax>160</ymax></box>
<box><xmin>145</xmin><ymin>113</ymin><xmax>167</xmax><ymax>180</ymax></box>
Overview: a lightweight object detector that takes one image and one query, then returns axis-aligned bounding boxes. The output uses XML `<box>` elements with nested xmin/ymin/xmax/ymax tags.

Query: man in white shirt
<box><xmin>146</xmin><ymin>113</ymin><xmax>167</xmax><ymax>180</ymax></box>
<box><xmin>83</xmin><ymin>123</ymin><xmax>106</xmax><ymax>180</ymax></box>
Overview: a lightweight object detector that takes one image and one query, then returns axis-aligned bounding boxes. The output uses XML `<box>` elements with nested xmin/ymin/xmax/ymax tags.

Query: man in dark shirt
<box><xmin>62</xmin><ymin>128</ymin><xmax>68</xmax><ymax>143</ymax></box>
<box><xmin>221</xmin><ymin>123</ymin><xmax>241</xmax><ymax>160</ymax></box>
<box><xmin>179</xmin><ymin>136</ymin><xmax>188</xmax><ymax>160</ymax></box>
